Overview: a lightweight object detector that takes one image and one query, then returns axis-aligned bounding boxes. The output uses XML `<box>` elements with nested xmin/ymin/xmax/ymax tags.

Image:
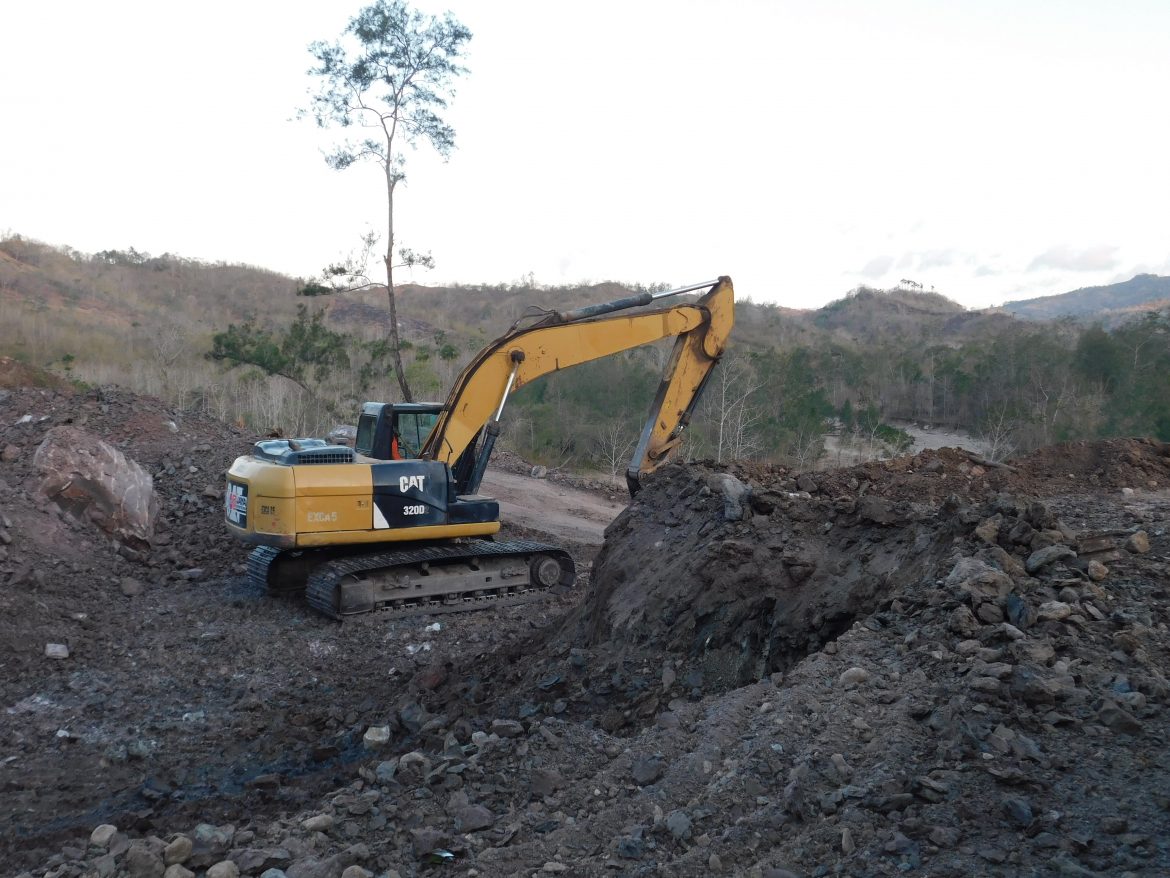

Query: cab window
<box><xmin>395</xmin><ymin>412</ymin><xmax>439</xmax><ymax>459</ymax></box>
<box><xmin>355</xmin><ymin>414</ymin><xmax>377</xmax><ymax>456</ymax></box>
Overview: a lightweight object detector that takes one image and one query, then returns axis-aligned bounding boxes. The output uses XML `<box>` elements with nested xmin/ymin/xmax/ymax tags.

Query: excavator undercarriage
<box><xmin>247</xmin><ymin>540</ymin><xmax>575</xmax><ymax>620</ymax></box>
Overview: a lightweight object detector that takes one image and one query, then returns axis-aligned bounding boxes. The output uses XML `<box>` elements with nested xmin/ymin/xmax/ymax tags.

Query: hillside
<box><xmin>2</xmin><ymin>234</ymin><xmax>1168</xmax><ymax>474</ymax></box>
<box><xmin>1001</xmin><ymin>273</ymin><xmax>1170</xmax><ymax>322</ymax></box>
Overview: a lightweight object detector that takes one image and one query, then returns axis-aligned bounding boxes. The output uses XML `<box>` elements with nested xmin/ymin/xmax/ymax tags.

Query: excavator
<box><xmin>224</xmin><ymin>276</ymin><xmax>734</xmax><ymax>620</ymax></box>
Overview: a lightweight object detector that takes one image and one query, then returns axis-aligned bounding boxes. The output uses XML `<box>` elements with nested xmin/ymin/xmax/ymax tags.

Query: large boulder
<box><xmin>33</xmin><ymin>425</ymin><xmax>158</xmax><ymax>548</ymax></box>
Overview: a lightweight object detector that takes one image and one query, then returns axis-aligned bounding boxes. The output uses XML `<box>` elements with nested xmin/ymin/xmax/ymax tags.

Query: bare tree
<box><xmin>304</xmin><ymin>0</ymin><xmax>471</xmax><ymax>402</ymax></box>
<box><xmin>151</xmin><ymin>322</ymin><xmax>189</xmax><ymax>394</ymax></box>
<box><xmin>595</xmin><ymin>419</ymin><xmax>637</xmax><ymax>486</ymax></box>
<box><xmin>709</xmin><ymin>354</ymin><xmax>764</xmax><ymax>463</ymax></box>
<box><xmin>978</xmin><ymin>401</ymin><xmax>1018</xmax><ymax>463</ymax></box>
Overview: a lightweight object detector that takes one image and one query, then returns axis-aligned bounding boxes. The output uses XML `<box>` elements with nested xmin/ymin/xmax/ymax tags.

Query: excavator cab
<box><xmin>354</xmin><ymin>402</ymin><xmax>443</xmax><ymax>460</ymax></box>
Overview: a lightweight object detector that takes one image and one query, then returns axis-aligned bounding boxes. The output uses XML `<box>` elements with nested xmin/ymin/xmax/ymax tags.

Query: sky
<box><xmin>2</xmin><ymin>0</ymin><xmax>1169</xmax><ymax>310</ymax></box>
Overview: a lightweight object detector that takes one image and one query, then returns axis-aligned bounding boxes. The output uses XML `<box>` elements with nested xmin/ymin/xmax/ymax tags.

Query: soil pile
<box><xmin>2</xmin><ymin>378</ymin><xmax>1168</xmax><ymax>878</ymax></box>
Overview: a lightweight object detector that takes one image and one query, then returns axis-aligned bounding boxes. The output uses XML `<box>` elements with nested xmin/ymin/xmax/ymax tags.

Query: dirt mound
<box><xmin>1011</xmin><ymin>436</ymin><xmax>1170</xmax><ymax>493</ymax></box>
<box><xmin>0</xmin><ymin>385</ymin><xmax>254</xmax><ymax>678</ymax></box>
<box><xmin>0</xmin><ymin>356</ymin><xmax>70</xmax><ymax>390</ymax></box>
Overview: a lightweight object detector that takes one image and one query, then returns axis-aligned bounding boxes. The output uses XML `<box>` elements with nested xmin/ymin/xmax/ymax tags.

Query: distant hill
<box><xmin>1001</xmin><ymin>273</ymin><xmax>1170</xmax><ymax>322</ymax></box>
<box><xmin>801</xmin><ymin>285</ymin><xmax>1018</xmax><ymax>345</ymax></box>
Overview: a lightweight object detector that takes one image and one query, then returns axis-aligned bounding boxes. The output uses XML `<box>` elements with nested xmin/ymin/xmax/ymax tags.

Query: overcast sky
<box><xmin>2</xmin><ymin>0</ymin><xmax>1168</xmax><ymax>310</ymax></box>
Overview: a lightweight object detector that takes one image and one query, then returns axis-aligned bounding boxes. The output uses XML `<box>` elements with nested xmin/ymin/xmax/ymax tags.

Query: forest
<box><xmin>2</xmin><ymin>235</ymin><xmax>1167</xmax><ymax>478</ymax></box>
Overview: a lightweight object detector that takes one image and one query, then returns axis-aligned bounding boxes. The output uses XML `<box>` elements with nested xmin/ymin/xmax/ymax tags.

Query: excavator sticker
<box><xmin>371</xmin><ymin>461</ymin><xmax>447</xmax><ymax>529</ymax></box>
<box><xmin>225</xmin><ymin>481</ymin><xmax>248</xmax><ymax>526</ymax></box>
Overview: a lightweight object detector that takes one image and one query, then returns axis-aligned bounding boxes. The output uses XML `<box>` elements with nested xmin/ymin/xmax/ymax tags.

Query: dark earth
<box><xmin>1</xmin><ymin>376</ymin><xmax>1168</xmax><ymax>878</ymax></box>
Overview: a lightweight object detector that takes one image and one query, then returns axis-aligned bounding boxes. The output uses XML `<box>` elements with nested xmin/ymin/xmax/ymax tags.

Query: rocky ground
<box><xmin>1</xmin><ymin>379</ymin><xmax>1168</xmax><ymax>878</ymax></box>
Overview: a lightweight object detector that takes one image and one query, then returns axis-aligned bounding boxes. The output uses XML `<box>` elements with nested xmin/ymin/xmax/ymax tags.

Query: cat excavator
<box><xmin>224</xmin><ymin>276</ymin><xmax>734</xmax><ymax>620</ymax></box>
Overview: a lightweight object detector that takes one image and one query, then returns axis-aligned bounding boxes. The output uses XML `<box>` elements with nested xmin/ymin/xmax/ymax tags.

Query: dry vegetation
<box><xmin>3</xmin><ymin>235</ymin><xmax>1168</xmax><ymax>476</ymax></box>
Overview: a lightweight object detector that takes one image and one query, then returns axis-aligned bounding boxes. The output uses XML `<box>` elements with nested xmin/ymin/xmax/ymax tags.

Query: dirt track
<box><xmin>480</xmin><ymin>469</ymin><xmax>625</xmax><ymax>546</ymax></box>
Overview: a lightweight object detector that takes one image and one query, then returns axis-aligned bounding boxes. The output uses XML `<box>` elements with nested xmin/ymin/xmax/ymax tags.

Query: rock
<box><xmin>33</xmin><ymin>425</ymin><xmax>158</xmax><ymax>548</ymax></box>
<box><xmin>340</xmin><ymin>868</ymin><xmax>371</xmax><ymax>878</ymax></box>
<box><xmin>1003</xmin><ymin>795</ymin><xmax>1034</xmax><ymax>826</ymax></box>
<box><xmin>531</xmin><ymin>768</ymin><xmax>564</xmax><ymax>798</ymax></box>
<box><xmin>947</xmin><ymin>557</ymin><xmax>1012</xmax><ymax>601</ymax></box>
<box><xmin>838</xmin><ymin>667</ymin><xmax>870</xmax><ymax>687</ymax></box>
<box><xmin>45</xmin><ymin>643</ymin><xmax>70</xmax><ymax>659</ymax></box>
<box><xmin>542</xmin><ymin>863</ymin><xmax>569</xmax><ymax>873</ymax></box>
<box><xmin>1124</xmin><ymin>531</ymin><xmax>1150</xmax><ymax>554</ymax></box>
<box><xmin>301</xmin><ymin>814</ymin><xmax>334</xmax><ymax>833</ymax></box>
<box><xmin>164</xmin><ymin>836</ymin><xmax>193</xmax><ymax>865</ymax></box>
<box><xmin>231</xmin><ymin>849</ymin><xmax>293</xmax><ymax>873</ymax></box>
<box><xmin>410</xmin><ymin>828</ymin><xmax>449</xmax><ymax>858</ymax></box>
<box><xmin>708</xmin><ymin>472</ymin><xmax>751</xmax><ymax>521</ymax></box>
<box><xmin>856</xmin><ymin>495</ymin><xmax>901</xmax><ymax>525</ymax></box>
<box><xmin>362</xmin><ymin>726</ymin><xmax>390</xmax><ymax>748</ymax></box>
<box><xmin>396</xmin><ymin>751</ymin><xmax>431</xmax><ymax>786</ymax></box>
<box><xmin>453</xmin><ymin>803</ymin><xmax>495</xmax><ymax>832</ymax></box>
<box><xmin>1025</xmin><ymin>545</ymin><xmax>1076</xmax><ymax>574</ymax></box>
<box><xmin>948</xmin><ymin>606</ymin><xmax>980</xmax><ymax>637</ymax></box>
<box><xmin>125</xmin><ymin>843</ymin><xmax>166</xmax><ymax>878</ymax></box>
<box><xmin>665</xmin><ymin>810</ymin><xmax>692</xmax><ymax>841</ymax></box>
<box><xmin>974</xmin><ymin>515</ymin><xmax>1003</xmax><ymax>545</ymax></box>
<box><xmin>206</xmin><ymin>863</ymin><xmax>240</xmax><ymax>878</ymax></box>
<box><xmin>188</xmin><ymin>824</ymin><xmax>234</xmax><ymax>868</ymax></box>
<box><xmin>1087</xmin><ymin>560</ymin><xmax>1109</xmax><ymax>581</ymax></box>
<box><xmin>120</xmin><ymin>577</ymin><xmax>145</xmax><ymax>597</ymax></box>
<box><xmin>616</xmin><ymin>834</ymin><xmax>645</xmax><ymax>859</ymax></box>
<box><xmin>1038</xmin><ymin>601</ymin><xmax>1073</xmax><ymax>622</ymax></box>
<box><xmin>490</xmin><ymin>718</ymin><xmax>525</xmax><ymax>738</ymax></box>
<box><xmin>374</xmin><ymin>759</ymin><xmax>398</xmax><ymax>783</ymax></box>
<box><xmin>631</xmin><ymin>754</ymin><xmax>666</xmax><ymax>785</ymax></box>
<box><xmin>841</xmin><ymin>826</ymin><xmax>856</xmax><ymax>854</ymax></box>
<box><xmin>1097</xmin><ymin>700</ymin><xmax>1142</xmax><ymax>735</ymax></box>
<box><xmin>1</xmin><ymin>443</ymin><xmax>19</xmax><ymax>462</ymax></box>
<box><xmin>929</xmin><ymin>826</ymin><xmax>960</xmax><ymax>847</ymax></box>
<box><xmin>90</xmin><ymin>824</ymin><xmax>118</xmax><ymax>848</ymax></box>
<box><xmin>164</xmin><ymin>867</ymin><xmax>195</xmax><ymax>878</ymax></box>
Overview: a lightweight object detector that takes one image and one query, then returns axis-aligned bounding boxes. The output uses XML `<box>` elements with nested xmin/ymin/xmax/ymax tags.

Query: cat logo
<box><xmin>399</xmin><ymin>475</ymin><xmax>426</xmax><ymax>493</ymax></box>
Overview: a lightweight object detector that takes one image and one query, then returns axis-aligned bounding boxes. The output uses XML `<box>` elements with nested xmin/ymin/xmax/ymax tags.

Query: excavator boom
<box><xmin>423</xmin><ymin>276</ymin><xmax>734</xmax><ymax>492</ymax></box>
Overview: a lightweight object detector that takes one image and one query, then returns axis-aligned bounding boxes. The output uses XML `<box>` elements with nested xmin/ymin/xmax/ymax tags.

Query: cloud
<box><xmin>975</xmin><ymin>264</ymin><xmax>1001</xmax><ymax>277</ymax></box>
<box><xmin>1027</xmin><ymin>244</ymin><xmax>1120</xmax><ymax>272</ymax></box>
<box><xmin>859</xmin><ymin>255</ymin><xmax>893</xmax><ymax>278</ymax></box>
<box><xmin>1114</xmin><ymin>255</ymin><xmax>1170</xmax><ymax>281</ymax></box>
<box><xmin>916</xmin><ymin>249</ymin><xmax>958</xmax><ymax>270</ymax></box>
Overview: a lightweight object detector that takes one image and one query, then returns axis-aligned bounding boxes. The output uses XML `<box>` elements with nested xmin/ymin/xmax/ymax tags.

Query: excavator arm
<box><xmin>420</xmin><ymin>276</ymin><xmax>734</xmax><ymax>495</ymax></box>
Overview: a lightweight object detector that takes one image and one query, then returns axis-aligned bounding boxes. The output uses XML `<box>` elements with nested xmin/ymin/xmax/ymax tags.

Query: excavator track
<box><xmin>261</xmin><ymin>540</ymin><xmax>578</xmax><ymax>620</ymax></box>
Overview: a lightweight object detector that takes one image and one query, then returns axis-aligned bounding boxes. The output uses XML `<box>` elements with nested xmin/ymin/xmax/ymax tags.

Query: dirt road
<box><xmin>480</xmin><ymin>469</ymin><xmax>626</xmax><ymax>545</ymax></box>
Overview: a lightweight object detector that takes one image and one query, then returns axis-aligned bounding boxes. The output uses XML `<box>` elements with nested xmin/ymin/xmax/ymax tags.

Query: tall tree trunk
<box><xmin>385</xmin><ymin>171</ymin><xmax>413</xmax><ymax>402</ymax></box>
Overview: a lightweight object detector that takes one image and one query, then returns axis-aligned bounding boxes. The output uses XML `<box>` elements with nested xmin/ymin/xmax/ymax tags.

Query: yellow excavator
<box><xmin>224</xmin><ymin>276</ymin><xmax>734</xmax><ymax>619</ymax></box>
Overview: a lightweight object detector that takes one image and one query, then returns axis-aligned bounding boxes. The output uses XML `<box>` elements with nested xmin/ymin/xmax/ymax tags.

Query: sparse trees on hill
<box><xmin>209</xmin><ymin>305</ymin><xmax>351</xmax><ymax>395</ymax></box>
<box><xmin>302</xmin><ymin>0</ymin><xmax>472</xmax><ymax>403</ymax></box>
